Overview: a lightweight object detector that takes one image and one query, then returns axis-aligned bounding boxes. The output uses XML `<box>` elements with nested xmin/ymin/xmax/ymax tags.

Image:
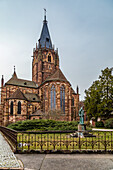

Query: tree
<box><xmin>84</xmin><ymin>67</ymin><xmax>113</xmax><ymax>121</ymax></box>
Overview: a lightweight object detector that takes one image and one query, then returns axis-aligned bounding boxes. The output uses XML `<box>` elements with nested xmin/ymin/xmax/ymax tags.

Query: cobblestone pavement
<box><xmin>0</xmin><ymin>132</ymin><xmax>22</xmax><ymax>169</ymax></box>
<box><xmin>16</xmin><ymin>154</ymin><xmax>113</xmax><ymax>170</ymax></box>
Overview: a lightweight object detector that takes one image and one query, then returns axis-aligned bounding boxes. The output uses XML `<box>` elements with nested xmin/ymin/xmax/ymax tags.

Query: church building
<box><xmin>0</xmin><ymin>13</ymin><xmax>79</xmax><ymax>126</ymax></box>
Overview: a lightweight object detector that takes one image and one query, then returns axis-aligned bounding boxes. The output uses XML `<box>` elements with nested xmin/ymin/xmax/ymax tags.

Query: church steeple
<box><xmin>32</xmin><ymin>11</ymin><xmax>59</xmax><ymax>86</ymax></box>
<box><xmin>38</xmin><ymin>9</ymin><xmax>52</xmax><ymax>49</ymax></box>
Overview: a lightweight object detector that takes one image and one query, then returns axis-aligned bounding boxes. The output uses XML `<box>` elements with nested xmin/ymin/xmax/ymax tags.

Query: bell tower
<box><xmin>32</xmin><ymin>10</ymin><xmax>59</xmax><ymax>86</ymax></box>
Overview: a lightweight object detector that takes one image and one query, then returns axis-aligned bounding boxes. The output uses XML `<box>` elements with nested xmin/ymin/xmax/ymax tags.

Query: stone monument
<box><xmin>78</xmin><ymin>107</ymin><xmax>86</xmax><ymax>131</ymax></box>
<box><xmin>70</xmin><ymin>107</ymin><xmax>96</xmax><ymax>138</ymax></box>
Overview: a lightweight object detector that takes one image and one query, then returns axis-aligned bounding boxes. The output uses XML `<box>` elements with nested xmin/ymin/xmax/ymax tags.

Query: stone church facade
<box><xmin>0</xmin><ymin>14</ymin><xmax>79</xmax><ymax>126</ymax></box>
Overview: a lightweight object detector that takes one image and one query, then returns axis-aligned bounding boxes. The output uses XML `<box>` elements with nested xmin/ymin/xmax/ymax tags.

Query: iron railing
<box><xmin>0</xmin><ymin>127</ymin><xmax>113</xmax><ymax>153</ymax></box>
<box><xmin>17</xmin><ymin>130</ymin><xmax>113</xmax><ymax>153</ymax></box>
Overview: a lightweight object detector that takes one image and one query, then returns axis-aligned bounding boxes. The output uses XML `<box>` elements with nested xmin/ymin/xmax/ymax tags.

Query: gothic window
<box><xmin>60</xmin><ymin>86</ymin><xmax>65</xmax><ymax>113</ymax></box>
<box><xmin>18</xmin><ymin>101</ymin><xmax>21</xmax><ymax>114</ymax></box>
<box><xmin>48</xmin><ymin>55</ymin><xmax>51</xmax><ymax>62</ymax></box>
<box><xmin>46</xmin><ymin>38</ymin><xmax>49</xmax><ymax>42</ymax></box>
<box><xmin>51</xmin><ymin>85</ymin><xmax>56</xmax><ymax>109</ymax></box>
<box><xmin>43</xmin><ymin>88</ymin><xmax>46</xmax><ymax>112</ymax></box>
<box><xmin>10</xmin><ymin>101</ymin><xmax>13</xmax><ymax>115</ymax></box>
<box><xmin>72</xmin><ymin>97</ymin><xmax>74</xmax><ymax>106</ymax></box>
<box><xmin>35</xmin><ymin>106</ymin><xmax>37</xmax><ymax>111</ymax></box>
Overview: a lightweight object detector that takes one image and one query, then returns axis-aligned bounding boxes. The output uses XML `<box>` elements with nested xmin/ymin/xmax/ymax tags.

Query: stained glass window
<box><xmin>51</xmin><ymin>85</ymin><xmax>56</xmax><ymax>109</ymax></box>
<box><xmin>72</xmin><ymin>97</ymin><xmax>74</xmax><ymax>106</ymax></box>
<box><xmin>60</xmin><ymin>86</ymin><xmax>65</xmax><ymax>113</ymax></box>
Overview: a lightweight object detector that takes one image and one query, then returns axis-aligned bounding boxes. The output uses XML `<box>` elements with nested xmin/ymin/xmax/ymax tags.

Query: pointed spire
<box><xmin>77</xmin><ymin>85</ymin><xmax>79</xmax><ymax>94</ymax></box>
<box><xmin>38</xmin><ymin>10</ymin><xmax>52</xmax><ymax>49</ymax></box>
<box><xmin>12</xmin><ymin>66</ymin><xmax>17</xmax><ymax>79</ymax></box>
<box><xmin>1</xmin><ymin>75</ymin><xmax>4</xmax><ymax>87</ymax></box>
<box><xmin>36</xmin><ymin>43</ymin><xmax>38</xmax><ymax>50</ymax></box>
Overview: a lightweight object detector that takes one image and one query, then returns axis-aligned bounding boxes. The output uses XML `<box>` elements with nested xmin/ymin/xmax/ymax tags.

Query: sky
<box><xmin>0</xmin><ymin>0</ymin><xmax>113</xmax><ymax>100</ymax></box>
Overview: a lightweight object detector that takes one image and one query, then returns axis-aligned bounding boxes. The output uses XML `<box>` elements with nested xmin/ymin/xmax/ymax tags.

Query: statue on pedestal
<box><xmin>70</xmin><ymin>106</ymin><xmax>96</xmax><ymax>138</ymax></box>
<box><xmin>79</xmin><ymin>107</ymin><xmax>84</xmax><ymax>125</ymax></box>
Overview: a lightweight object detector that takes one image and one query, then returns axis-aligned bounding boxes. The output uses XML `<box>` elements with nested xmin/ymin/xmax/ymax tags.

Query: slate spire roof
<box><xmin>38</xmin><ymin>12</ymin><xmax>52</xmax><ymax>49</ymax></box>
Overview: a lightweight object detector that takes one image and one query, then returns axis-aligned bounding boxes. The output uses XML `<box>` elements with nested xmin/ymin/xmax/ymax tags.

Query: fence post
<box><xmin>79</xmin><ymin>132</ymin><xmax>81</xmax><ymax>150</ymax></box>
<box><xmin>104</xmin><ymin>132</ymin><xmax>106</xmax><ymax>152</ymax></box>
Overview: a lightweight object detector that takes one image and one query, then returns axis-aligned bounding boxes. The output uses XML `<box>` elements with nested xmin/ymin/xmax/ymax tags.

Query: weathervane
<box><xmin>44</xmin><ymin>8</ymin><xmax>46</xmax><ymax>15</ymax></box>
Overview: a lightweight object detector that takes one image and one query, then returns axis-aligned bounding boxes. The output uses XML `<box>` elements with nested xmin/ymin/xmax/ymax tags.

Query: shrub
<box><xmin>95</xmin><ymin>121</ymin><xmax>104</xmax><ymax>128</ymax></box>
<box><xmin>104</xmin><ymin>118</ymin><xmax>113</xmax><ymax>129</ymax></box>
<box><xmin>7</xmin><ymin>119</ymin><xmax>79</xmax><ymax>131</ymax></box>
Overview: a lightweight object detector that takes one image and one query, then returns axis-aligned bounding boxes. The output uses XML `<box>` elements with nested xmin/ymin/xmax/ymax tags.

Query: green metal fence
<box><xmin>0</xmin><ymin>126</ymin><xmax>113</xmax><ymax>153</ymax></box>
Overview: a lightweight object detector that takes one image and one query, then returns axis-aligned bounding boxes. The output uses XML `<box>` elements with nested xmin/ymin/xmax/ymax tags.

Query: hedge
<box><xmin>95</xmin><ymin>121</ymin><xmax>104</xmax><ymax>128</ymax></box>
<box><xmin>7</xmin><ymin>119</ymin><xmax>79</xmax><ymax>131</ymax></box>
<box><xmin>104</xmin><ymin>118</ymin><xmax>113</xmax><ymax>129</ymax></box>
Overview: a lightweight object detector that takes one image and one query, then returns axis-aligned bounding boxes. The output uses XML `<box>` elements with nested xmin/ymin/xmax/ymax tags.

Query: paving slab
<box><xmin>0</xmin><ymin>132</ymin><xmax>23</xmax><ymax>169</ymax></box>
<box><xmin>15</xmin><ymin>154</ymin><xmax>113</xmax><ymax>170</ymax></box>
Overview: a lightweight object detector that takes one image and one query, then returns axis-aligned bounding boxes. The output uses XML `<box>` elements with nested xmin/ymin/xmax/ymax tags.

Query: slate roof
<box><xmin>8</xmin><ymin>89</ymin><xmax>27</xmax><ymax>100</ymax></box>
<box><xmin>24</xmin><ymin>93</ymin><xmax>40</xmax><ymax>102</ymax></box>
<box><xmin>30</xmin><ymin>110</ymin><xmax>44</xmax><ymax>116</ymax></box>
<box><xmin>38</xmin><ymin>16</ymin><xmax>52</xmax><ymax>49</ymax></box>
<box><xmin>6</xmin><ymin>72</ymin><xmax>38</xmax><ymax>89</ymax></box>
<box><xmin>44</xmin><ymin>68</ymin><xmax>69</xmax><ymax>83</ymax></box>
<box><xmin>8</xmin><ymin>89</ymin><xmax>40</xmax><ymax>102</ymax></box>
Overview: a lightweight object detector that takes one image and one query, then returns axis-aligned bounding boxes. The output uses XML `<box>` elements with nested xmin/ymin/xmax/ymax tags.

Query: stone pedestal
<box><xmin>78</xmin><ymin>124</ymin><xmax>86</xmax><ymax>131</ymax></box>
<box><xmin>70</xmin><ymin>123</ymin><xmax>96</xmax><ymax>138</ymax></box>
<box><xmin>78</xmin><ymin>124</ymin><xmax>86</xmax><ymax>137</ymax></box>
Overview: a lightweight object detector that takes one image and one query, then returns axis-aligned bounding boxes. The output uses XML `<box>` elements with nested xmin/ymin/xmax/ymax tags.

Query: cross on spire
<box><xmin>14</xmin><ymin>65</ymin><xmax>15</xmax><ymax>72</ymax></box>
<box><xmin>44</xmin><ymin>8</ymin><xmax>47</xmax><ymax>21</ymax></box>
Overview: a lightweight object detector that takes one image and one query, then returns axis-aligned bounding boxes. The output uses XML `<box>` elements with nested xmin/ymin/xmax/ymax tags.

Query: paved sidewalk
<box><xmin>16</xmin><ymin>154</ymin><xmax>113</xmax><ymax>170</ymax></box>
<box><xmin>0</xmin><ymin>132</ymin><xmax>23</xmax><ymax>169</ymax></box>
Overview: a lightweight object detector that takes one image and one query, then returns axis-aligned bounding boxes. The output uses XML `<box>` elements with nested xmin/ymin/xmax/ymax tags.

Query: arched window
<box><xmin>72</xmin><ymin>97</ymin><xmax>74</xmax><ymax>106</ymax></box>
<box><xmin>51</xmin><ymin>85</ymin><xmax>56</xmax><ymax>109</ymax></box>
<box><xmin>10</xmin><ymin>101</ymin><xmax>13</xmax><ymax>115</ymax></box>
<box><xmin>43</xmin><ymin>88</ymin><xmax>46</xmax><ymax>112</ymax></box>
<box><xmin>18</xmin><ymin>101</ymin><xmax>21</xmax><ymax>114</ymax></box>
<box><xmin>48</xmin><ymin>55</ymin><xmax>51</xmax><ymax>62</ymax></box>
<box><xmin>35</xmin><ymin>106</ymin><xmax>37</xmax><ymax>111</ymax></box>
<box><xmin>60</xmin><ymin>86</ymin><xmax>65</xmax><ymax>113</ymax></box>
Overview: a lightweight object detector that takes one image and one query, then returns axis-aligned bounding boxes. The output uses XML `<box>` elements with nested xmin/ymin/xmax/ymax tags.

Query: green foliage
<box><xmin>95</xmin><ymin>121</ymin><xmax>104</xmax><ymax>128</ymax></box>
<box><xmin>104</xmin><ymin>118</ymin><xmax>113</xmax><ymax>129</ymax></box>
<box><xmin>7</xmin><ymin>119</ymin><xmax>79</xmax><ymax>131</ymax></box>
<box><xmin>84</xmin><ymin>67</ymin><xmax>113</xmax><ymax>120</ymax></box>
